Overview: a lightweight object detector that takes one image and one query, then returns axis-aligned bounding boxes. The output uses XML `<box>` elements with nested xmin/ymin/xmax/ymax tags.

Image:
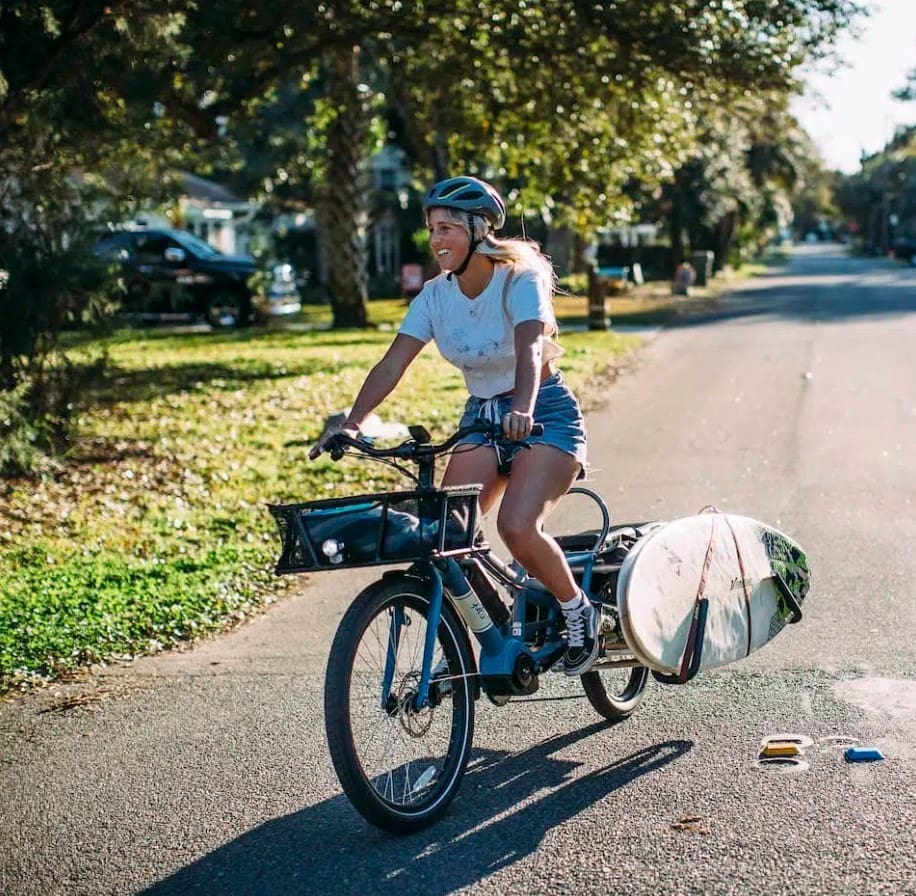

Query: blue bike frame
<box><xmin>375</xmin><ymin>483</ymin><xmax>615</xmax><ymax>711</ymax></box>
<box><xmin>391</xmin><ymin>546</ymin><xmax>610</xmax><ymax>711</ymax></box>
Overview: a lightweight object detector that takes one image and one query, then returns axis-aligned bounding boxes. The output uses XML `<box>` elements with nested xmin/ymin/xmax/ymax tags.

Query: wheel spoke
<box><xmin>325</xmin><ymin>582</ymin><xmax>475</xmax><ymax>830</ymax></box>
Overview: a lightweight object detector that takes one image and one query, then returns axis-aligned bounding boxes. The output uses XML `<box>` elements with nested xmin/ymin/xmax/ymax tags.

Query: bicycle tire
<box><xmin>324</xmin><ymin>576</ymin><xmax>476</xmax><ymax>833</ymax></box>
<box><xmin>580</xmin><ymin>665</ymin><xmax>650</xmax><ymax>721</ymax></box>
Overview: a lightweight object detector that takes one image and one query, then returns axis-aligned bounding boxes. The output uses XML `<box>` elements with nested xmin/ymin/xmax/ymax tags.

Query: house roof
<box><xmin>180</xmin><ymin>171</ymin><xmax>241</xmax><ymax>203</ymax></box>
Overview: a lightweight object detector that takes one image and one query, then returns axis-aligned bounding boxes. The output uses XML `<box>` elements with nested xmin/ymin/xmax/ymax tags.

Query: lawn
<box><xmin>0</xmin><ymin>291</ymin><xmax>670</xmax><ymax>691</ymax></box>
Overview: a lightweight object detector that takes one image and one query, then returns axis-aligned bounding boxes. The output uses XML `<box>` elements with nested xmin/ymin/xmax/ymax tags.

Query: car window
<box><xmin>172</xmin><ymin>230</ymin><xmax>221</xmax><ymax>259</ymax></box>
<box><xmin>93</xmin><ymin>235</ymin><xmax>132</xmax><ymax>261</ymax></box>
<box><xmin>133</xmin><ymin>234</ymin><xmax>176</xmax><ymax>263</ymax></box>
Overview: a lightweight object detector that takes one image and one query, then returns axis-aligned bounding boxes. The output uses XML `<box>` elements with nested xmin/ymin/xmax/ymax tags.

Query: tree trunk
<box><xmin>571</xmin><ymin>231</ymin><xmax>590</xmax><ymax>275</ymax></box>
<box><xmin>316</xmin><ymin>45</ymin><xmax>370</xmax><ymax>328</ymax></box>
<box><xmin>716</xmin><ymin>211</ymin><xmax>738</xmax><ymax>271</ymax></box>
<box><xmin>669</xmin><ymin>200</ymin><xmax>685</xmax><ymax>272</ymax></box>
<box><xmin>544</xmin><ymin>224</ymin><xmax>573</xmax><ymax>278</ymax></box>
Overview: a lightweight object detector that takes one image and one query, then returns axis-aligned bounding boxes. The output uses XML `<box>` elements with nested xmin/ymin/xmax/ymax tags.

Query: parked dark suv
<box><xmin>92</xmin><ymin>227</ymin><xmax>256</xmax><ymax>327</ymax></box>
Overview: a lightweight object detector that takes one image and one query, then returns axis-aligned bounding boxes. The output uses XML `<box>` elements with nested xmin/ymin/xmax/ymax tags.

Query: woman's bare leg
<box><xmin>496</xmin><ymin>444</ymin><xmax>581</xmax><ymax>602</ymax></box>
<box><xmin>441</xmin><ymin>442</ymin><xmax>506</xmax><ymax>515</ymax></box>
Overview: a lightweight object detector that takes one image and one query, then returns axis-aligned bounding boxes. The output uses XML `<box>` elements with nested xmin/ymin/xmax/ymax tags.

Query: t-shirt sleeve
<box><xmin>507</xmin><ymin>269</ymin><xmax>556</xmax><ymax>331</ymax></box>
<box><xmin>398</xmin><ymin>287</ymin><xmax>434</xmax><ymax>344</ymax></box>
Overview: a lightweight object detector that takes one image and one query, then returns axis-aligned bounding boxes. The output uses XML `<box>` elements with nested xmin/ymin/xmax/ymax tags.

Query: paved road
<box><xmin>2</xmin><ymin>245</ymin><xmax>914</xmax><ymax>896</ymax></box>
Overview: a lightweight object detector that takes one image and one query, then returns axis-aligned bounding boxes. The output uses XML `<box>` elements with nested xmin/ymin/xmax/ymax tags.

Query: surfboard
<box><xmin>616</xmin><ymin>511</ymin><xmax>810</xmax><ymax>680</ymax></box>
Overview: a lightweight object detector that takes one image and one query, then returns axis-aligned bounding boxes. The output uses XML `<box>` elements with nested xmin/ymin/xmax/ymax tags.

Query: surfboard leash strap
<box><xmin>722</xmin><ymin>515</ymin><xmax>753</xmax><ymax>658</ymax></box>
<box><xmin>653</xmin><ymin>517</ymin><xmax>716</xmax><ymax>685</ymax></box>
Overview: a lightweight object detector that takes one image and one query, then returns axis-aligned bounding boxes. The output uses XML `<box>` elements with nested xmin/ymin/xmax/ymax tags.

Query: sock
<box><xmin>561</xmin><ymin>590</ymin><xmax>588</xmax><ymax>615</ymax></box>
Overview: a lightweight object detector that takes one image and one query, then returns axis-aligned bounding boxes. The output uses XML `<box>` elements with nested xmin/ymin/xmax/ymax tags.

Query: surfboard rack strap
<box><xmin>771</xmin><ymin>572</ymin><xmax>804</xmax><ymax>624</ymax></box>
<box><xmin>651</xmin><ymin>599</ymin><xmax>709</xmax><ymax>685</ymax></box>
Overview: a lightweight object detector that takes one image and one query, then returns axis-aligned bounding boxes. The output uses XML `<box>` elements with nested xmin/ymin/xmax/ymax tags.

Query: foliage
<box><xmin>892</xmin><ymin>68</ymin><xmax>916</xmax><ymax>104</ymax></box>
<box><xmin>381</xmin><ymin>0</ymin><xmax>863</xmax><ymax>235</ymax></box>
<box><xmin>827</xmin><ymin>65</ymin><xmax>916</xmax><ymax>250</ymax></box>
<box><xmin>171</xmin><ymin>0</ymin><xmax>867</xmax><ymax>311</ymax></box>
<box><xmin>834</xmin><ymin>127</ymin><xmax>916</xmax><ymax>250</ymax></box>
<box><xmin>792</xmin><ymin>165</ymin><xmax>841</xmax><ymax>239</ymax></box>
<box><xmin>0</xmin><ymin>379</ymin><xmax>43</xmax><ymax>474</ymax></box>
<box><xmin>0</xmin><ymin>187</ymin><xmax>117</xmax><ymax>472</ymax></box>
<box><xmin>0</xmin><ymin>0</ymin><xmax>867</xmax><ymax>469</ymax></box>
<box><xmin>631</xmin><ymin>94</ymin><xmax>817</xmax><ymax>269</ymax></box>
<box><xmin>0</xmin><ymin>2</ymin><xmax>221</xmax><ymax>469</ymax></box>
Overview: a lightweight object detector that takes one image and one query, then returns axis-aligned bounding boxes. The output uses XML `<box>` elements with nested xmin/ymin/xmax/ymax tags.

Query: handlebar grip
<box><xmin>309</xmin><ymin>431</ymin><xmax>349</xmax><ymax>461</ymax></box>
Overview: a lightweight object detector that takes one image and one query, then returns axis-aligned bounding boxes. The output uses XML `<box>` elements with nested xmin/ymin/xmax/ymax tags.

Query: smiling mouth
<box><xmin>437</xmin><ymin>249</ymin><xmax>450</xmax><ymax>257</ymax></box>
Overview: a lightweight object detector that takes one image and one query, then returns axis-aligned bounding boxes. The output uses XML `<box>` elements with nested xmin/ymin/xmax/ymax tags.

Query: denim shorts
<box><xmin>458</xmin><ymin>372</ymin><xmax>588</xmax><ymax>475</ymax></box>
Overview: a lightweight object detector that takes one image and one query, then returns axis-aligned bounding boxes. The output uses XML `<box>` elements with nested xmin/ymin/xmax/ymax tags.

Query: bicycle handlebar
<box><xmin>310</xmin><ymin>419</ymin><xmax>544</xmax><ymax>463</ymax></box>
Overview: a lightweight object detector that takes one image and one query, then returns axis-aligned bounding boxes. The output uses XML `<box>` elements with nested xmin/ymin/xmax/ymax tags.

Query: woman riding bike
<box><xmin>312</xmin><ymin>175</ymin><xmax>599</xmax><ymax>675</ymax></box>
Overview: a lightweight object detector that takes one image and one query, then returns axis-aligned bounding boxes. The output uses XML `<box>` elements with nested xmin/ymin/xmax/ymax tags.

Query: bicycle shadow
<box><xmin>142</xmin><ymin>726</ymin><xmax>692</xmax><ymax>896</ymax></box>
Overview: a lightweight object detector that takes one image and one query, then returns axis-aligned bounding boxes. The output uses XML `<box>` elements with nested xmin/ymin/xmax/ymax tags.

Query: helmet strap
<box><xmin>447</xmin><ymin>213</ymin><xmax>483</xmax><ymax>282</ymax></box>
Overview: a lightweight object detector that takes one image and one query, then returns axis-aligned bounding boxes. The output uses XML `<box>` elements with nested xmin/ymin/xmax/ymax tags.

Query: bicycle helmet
<box><xmin>422</xmin><ymin>176</ymin><xmax>507</xmax><ymax>230</ymax></box>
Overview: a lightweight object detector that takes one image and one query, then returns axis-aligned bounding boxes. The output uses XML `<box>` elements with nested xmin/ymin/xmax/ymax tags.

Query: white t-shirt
<box><xmin>398</xmin><ymin>264</ymin><xmax>562</xmax><ymax>399</ymax></box>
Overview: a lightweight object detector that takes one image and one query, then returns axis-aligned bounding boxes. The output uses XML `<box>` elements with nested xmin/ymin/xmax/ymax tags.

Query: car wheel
<box><xmin>206</xmin><ymin>292</ymin><xmax>252</xmax><ymax>329</ymax></box>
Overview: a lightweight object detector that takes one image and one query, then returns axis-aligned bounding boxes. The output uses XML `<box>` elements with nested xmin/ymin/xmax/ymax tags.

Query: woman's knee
<box><xmin>496</xmin><ymin>507</ymin><xmax>537</xmax><ymax>550</ymax></box>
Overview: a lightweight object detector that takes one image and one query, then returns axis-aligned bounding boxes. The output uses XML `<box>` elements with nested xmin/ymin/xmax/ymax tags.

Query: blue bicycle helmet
<box><xmin>422</xmin><ymin>176</ymin><xmax>507</xmax><ymax>231</ymax></box>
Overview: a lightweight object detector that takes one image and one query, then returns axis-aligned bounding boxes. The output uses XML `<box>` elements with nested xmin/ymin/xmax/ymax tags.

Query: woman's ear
<box><xmin>471</xmin><ymin>215</ymin><xmax>490</xmax><ymax>242</ymax></box>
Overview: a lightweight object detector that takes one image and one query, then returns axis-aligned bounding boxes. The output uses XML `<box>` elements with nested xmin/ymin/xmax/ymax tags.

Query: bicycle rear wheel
<box><xmin>581</xmin><ymin>665</ymin><xmax>649</xmax><ymax>721</ymax></box>
<box><xmin>324</xmin><ymin>576</ymin><xmax>476</xmax><ymax>833</ymax></box>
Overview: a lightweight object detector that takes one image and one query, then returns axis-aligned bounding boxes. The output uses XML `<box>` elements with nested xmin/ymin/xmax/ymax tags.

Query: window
<box><xmin>133</xmin><ymin>234</ymin><xmax>174</xmax><ymax>263</ymax></box>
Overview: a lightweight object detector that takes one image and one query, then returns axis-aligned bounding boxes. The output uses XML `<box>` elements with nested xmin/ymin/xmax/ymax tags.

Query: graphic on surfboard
<box><xmin>617</xmin><ymin>511</ymin><xmax>810</xmax><ymax>679</ymax></box>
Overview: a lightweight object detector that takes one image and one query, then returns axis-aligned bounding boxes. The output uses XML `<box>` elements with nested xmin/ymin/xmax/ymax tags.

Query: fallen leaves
<box><xmin>671</xmin><ymin>815</ymin><xmax>711</xmax><ymax>834</ymax></box>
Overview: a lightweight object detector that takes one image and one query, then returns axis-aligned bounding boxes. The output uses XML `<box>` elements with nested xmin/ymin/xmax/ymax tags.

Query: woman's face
<box><xmin>427</xmin><ymin>208</ymin><xmax>470</xmax><ymax>272</ymax></box>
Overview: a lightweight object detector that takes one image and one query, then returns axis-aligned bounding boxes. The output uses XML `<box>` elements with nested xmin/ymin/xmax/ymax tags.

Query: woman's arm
<box><xmin>311</xmin><ymin>334</ymin><xmax>425</xmax><ymax>458</ymax></box>
<box><xmin>505</xmin><ymin>320</ymin><xmax>546</xmax><ymax>439</ymax></box>
<box><xmin>342</xmin><ymin>333</ymin><xmax>426</xmax><ymax>430</ymax></box>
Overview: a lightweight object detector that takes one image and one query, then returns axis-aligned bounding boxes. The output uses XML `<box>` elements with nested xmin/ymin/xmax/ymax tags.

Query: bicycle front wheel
<box><xmin>324</xmin><ymin>576</ymin><xmax>476</xmax><ymax>833</ymax></box>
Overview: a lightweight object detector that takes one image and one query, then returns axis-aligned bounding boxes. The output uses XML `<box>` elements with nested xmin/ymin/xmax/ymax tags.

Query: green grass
<box><xmin>0</xmin><ymin>297</ymin><xmax>650</xmax><ymax>691</ymax></box>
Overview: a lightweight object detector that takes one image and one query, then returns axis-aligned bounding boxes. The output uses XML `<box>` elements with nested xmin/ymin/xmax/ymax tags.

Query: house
<box><xmin>176</xmin><ymin>173</ymin><xmax>260</xmax><ymax>256</ymax></box>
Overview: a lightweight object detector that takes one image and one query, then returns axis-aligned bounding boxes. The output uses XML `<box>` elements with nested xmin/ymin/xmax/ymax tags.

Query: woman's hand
<box><xmin>309</xmin><ymin>422</ymin><xmax>361</xmax><ymax>460</ymax></box>
<box><xmin>502</xmin><ymin>410</ymin><xmax>534</xmax><ymax>442</ymax></box>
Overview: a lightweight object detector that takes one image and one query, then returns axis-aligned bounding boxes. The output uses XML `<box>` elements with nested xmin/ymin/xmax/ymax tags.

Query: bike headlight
<box><xmin>321</xmin><ymin>539</ymin><xmax>345</xmax><ymax>563</ymax></box>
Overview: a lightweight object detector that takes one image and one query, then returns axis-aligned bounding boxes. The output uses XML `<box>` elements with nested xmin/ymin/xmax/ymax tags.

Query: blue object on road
<box><xmin>844</xmin><ymin>747</ymin><xmax>884</xmax><ymax>763</ymax></box>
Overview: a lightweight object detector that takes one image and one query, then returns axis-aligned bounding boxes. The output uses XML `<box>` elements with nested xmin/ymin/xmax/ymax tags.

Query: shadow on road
<box><xmin>141</xmin><ymin>728</ymin><xmax>693</xmax><ymax>896</ymax></box>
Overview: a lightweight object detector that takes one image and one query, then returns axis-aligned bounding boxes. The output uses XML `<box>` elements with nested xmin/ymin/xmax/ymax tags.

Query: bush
<box><xmin>0</xmin><ymin>380</ymin><xmax>43</xmax><ymax>475</ymax></box>
<box><xmin>0</xmin><ymin>230</ymin><xmax>116</xmax><ymax>475</ymax></box>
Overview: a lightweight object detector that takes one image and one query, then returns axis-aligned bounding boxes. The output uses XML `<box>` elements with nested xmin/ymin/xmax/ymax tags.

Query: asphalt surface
<box><xmin>2</xmin><ymin>244</ymin><xmax>914</xmax><ymax>896</ymax></box>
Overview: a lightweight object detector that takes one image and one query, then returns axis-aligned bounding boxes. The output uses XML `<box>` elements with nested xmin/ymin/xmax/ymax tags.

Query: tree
<box><xmin>791</xmin><ymin>160</ymin><xmax>840</xmax><ymax>240</ymax></box>
<box><xmin>637</xmin><ymin>94</ymin><xmax>817</xmax><ymax>270</ymax></box>
<box><xmin>892</xmin><ymin>68</ymin><xmax>916</xmax><ymax>103</ymax></box>
<box><xmin>0</xmin><ymin>2</ymin><xmax>213</xmax><ymax>471</ymax></box>
<box><xmin>176</xmin><ymin>0</ymin><xmax>867</xmax><ymax>324</ymax></box>
<box><xmin>835</xmin><ymin>127</ymin><xmax>916</xmax><ymax>252</ymax></box>
<box><xmin>2</xmin><ymin>1</ymin><xmax>868</xmax><ymax>340</ymax></box>
<box><xmin>382</xmin><ymin>0</ymin><xmax>863</xmax><ymax>231</ymax></box>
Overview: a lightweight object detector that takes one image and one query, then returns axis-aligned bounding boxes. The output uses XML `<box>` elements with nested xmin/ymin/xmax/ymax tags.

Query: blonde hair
<box><xmin>428</xmin><ymin>207</ymin><xmax>557</xmax><ymax>299</ymax></box>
